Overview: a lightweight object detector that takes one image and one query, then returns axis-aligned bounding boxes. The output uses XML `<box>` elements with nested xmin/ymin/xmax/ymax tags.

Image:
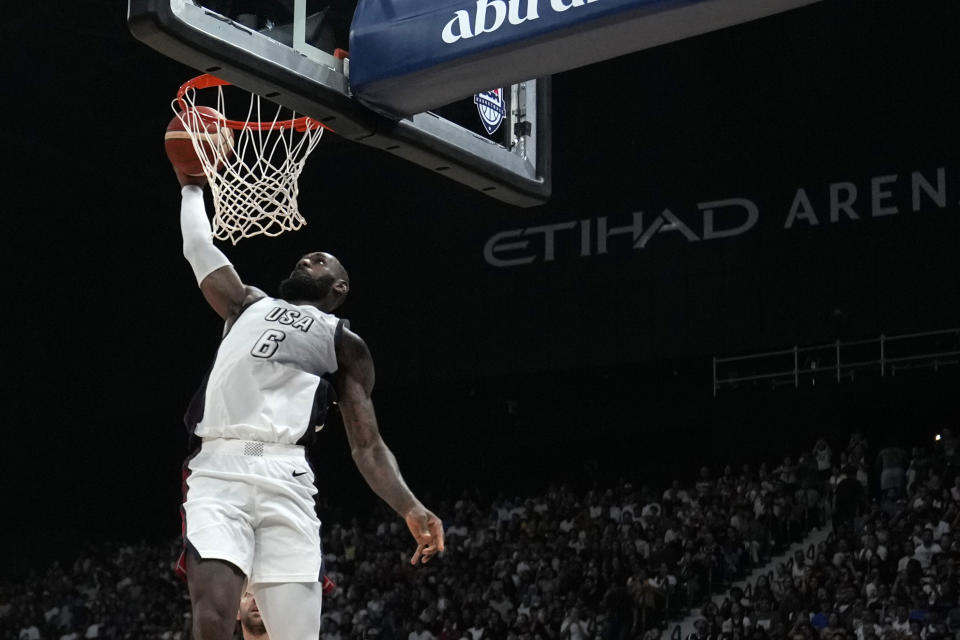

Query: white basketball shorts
<box><xmin>182</xmin><ymin>438</ymin><xmax>323</xmax><ymax>584</ymax></box>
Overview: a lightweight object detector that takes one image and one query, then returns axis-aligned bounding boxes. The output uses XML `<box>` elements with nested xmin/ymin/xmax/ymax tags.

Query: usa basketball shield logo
<box><xmin>474</xmin><ymin>88</ymin><xmax>505</xmax><ymax>135</ymax></box>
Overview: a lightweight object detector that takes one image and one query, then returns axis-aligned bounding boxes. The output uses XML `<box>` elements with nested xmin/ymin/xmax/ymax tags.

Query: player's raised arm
<box><xmin>335</xmin><ymin>327</ymin><xmax>445</xmax><ymax>565</ymax></box>
<box><xmin>175</xmin><ymin>168</ymin><xmax>259</xmax><ymax>320</ymax></box>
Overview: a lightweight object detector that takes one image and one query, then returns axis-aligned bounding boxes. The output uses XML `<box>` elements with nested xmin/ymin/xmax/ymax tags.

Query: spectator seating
<box><xmin>7</xmin><ymin>429</ymin><xmax>955</xmax><ymax>640</ymax></box>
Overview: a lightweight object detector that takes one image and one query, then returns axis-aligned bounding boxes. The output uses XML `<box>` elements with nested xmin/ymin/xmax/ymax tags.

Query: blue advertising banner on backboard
<box><xmin>349</xmin><ymin>0</ymin><xmax>822</xmax><ymax>117</ymax></box>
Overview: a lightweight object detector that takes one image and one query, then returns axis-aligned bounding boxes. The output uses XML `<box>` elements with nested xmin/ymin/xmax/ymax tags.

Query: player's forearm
<box><xmin>351</xmin><ymin>441</ymin><xmax>421</xmax><ymax>517</ymax></box>
<box><xmin>180</xmin><ymin>185</ymin><xmax>231</xmax><ymax>285</ymax></box>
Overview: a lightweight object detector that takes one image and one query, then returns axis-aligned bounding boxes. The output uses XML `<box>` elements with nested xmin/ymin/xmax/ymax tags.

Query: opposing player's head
<box><xmin>279</xmin><ymin>251</ymin><xmax>350</xmax><ymax>311</ymax></box>
<box><xmin>238</xmin><ymin>592</ymin><xmax>267</xmax><ymax>638</ymax></box>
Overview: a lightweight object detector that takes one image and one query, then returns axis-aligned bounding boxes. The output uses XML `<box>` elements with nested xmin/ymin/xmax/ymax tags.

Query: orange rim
<box><xmin>175</xmin><ymin>74</ymin><xmax>329</xmax><ymax>133</ymax></box>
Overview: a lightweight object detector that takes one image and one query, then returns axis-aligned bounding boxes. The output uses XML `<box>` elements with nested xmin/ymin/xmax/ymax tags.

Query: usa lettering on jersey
<box><xmin>264</xmin><ymin>306</ymin><xmax>315</xmax><ymax>333</ymax></box>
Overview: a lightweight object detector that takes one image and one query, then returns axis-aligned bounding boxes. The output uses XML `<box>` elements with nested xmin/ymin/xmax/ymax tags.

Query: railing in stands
<box><xmin>712</xmin><ymin>327</ymin><xmax>960</xmax><ymax>396</ymax></box>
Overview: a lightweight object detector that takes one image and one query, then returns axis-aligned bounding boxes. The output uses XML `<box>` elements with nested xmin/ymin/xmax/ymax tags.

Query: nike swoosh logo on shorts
<box><xmin>293</xmin><ymin>471</ymin><xmax>308</xmax><ymax>477</ymax></box>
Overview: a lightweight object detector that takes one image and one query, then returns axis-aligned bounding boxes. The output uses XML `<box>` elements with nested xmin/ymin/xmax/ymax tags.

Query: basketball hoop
<box><xmin>172</xmin><ymin>74</ymin><xmax>327</xmax><ymax>244</ymax></box>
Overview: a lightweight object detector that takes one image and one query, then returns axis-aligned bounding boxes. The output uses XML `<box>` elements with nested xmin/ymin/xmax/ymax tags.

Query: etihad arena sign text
<box><xmin>483</xmin><ymin>167</ymin><xmax>952</xmax><ymax>267</ymax></box>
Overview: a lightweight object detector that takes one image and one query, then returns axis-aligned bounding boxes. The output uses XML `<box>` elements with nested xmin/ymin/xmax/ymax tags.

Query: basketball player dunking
<box><xmin>173</xmin><ymin>167</ymin><xmax>444</xmax><ymax>640</ymax></box>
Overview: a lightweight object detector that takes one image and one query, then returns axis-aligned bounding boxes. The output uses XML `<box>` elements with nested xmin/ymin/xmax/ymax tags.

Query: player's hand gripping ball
<box><xmin>165</xmin><ymin>106</ymin><xmax>235</xmax><ymax>177</ymax></box>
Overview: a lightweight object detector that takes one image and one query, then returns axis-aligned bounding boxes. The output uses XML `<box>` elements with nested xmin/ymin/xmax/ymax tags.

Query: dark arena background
<box><xmin>2</xmin><ymin>1</ymin><xmax>958</xmax><ymax>639</ymax></box>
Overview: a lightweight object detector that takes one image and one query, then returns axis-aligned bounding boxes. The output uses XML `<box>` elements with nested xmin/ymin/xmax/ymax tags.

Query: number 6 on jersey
<box><xmin>251</xmin><ymin>329</ymin><xmax>285</xmax><ymax>358</ymax></box>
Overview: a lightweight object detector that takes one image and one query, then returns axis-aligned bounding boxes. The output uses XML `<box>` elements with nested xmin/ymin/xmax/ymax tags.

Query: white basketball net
<box><xmin>172</xmin><ymin>84</ymin><xmax>324</xmax><ymax>244</ymax></box>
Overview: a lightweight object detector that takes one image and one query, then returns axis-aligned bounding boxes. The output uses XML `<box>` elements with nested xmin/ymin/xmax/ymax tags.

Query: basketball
<box><xmin>164</xmin><ymin>106</ymin><xmax>234</xmax><ymax>176</ymax></box>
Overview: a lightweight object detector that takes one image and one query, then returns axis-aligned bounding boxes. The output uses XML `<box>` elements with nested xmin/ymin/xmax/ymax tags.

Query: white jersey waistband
<box><xmin>201</xmin><ymin>437</ymin><xmax>306</xmax><ymax>458</ymax></box>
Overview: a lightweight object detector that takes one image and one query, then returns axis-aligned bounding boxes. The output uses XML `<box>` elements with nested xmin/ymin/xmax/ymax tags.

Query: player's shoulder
<box><xmin>241</xmin><ymin>286</ymin><xmax>268</xmax><ymax>309</ymax></box>
<box><xmin>335</xmin><ymin>323</ymin><xmax>372</xmax><ymax>362</ymax></box>
<box><xmin>338</xmin><ymin>323</ymin><xmax>367</xmax><ymax>349</ymax></box>
<box><xmin>223</xmin><ymin>287</ymin><xmax>270</xmax><ymax>333</ymax></box>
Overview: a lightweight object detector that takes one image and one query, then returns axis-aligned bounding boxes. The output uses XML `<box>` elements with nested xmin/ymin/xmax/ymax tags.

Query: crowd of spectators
<box><xmin>687</xmin><ymin>429</ymin><xmax>960</xmax><ymax>640</ymax></box>
<box><xmin>1</xmin><ymin>539</ymin><xmax>190</xmax><ymax>640</ymax></box>
<box><xmin>4</xmin><ymin>429</ymin><xmax>956</xmax><ymax>640</ymax></box>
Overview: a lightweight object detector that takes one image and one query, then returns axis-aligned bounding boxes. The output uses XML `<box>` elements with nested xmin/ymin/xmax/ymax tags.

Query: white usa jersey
<box><xmin>186</xmin><ymin>297</ymin><xmax>344</xmax><ymax>444</ymax></box>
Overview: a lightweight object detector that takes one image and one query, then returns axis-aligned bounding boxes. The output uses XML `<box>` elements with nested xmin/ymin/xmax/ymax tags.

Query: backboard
<box><xmin>129</xmin><ymin>0</ymin><xmax>551</xmax><ymax>207</ymax></box>
<box><xmin>129</xmin><ymin>0</ymin><xmax>825</xmax><ymax>208</ymax></box>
